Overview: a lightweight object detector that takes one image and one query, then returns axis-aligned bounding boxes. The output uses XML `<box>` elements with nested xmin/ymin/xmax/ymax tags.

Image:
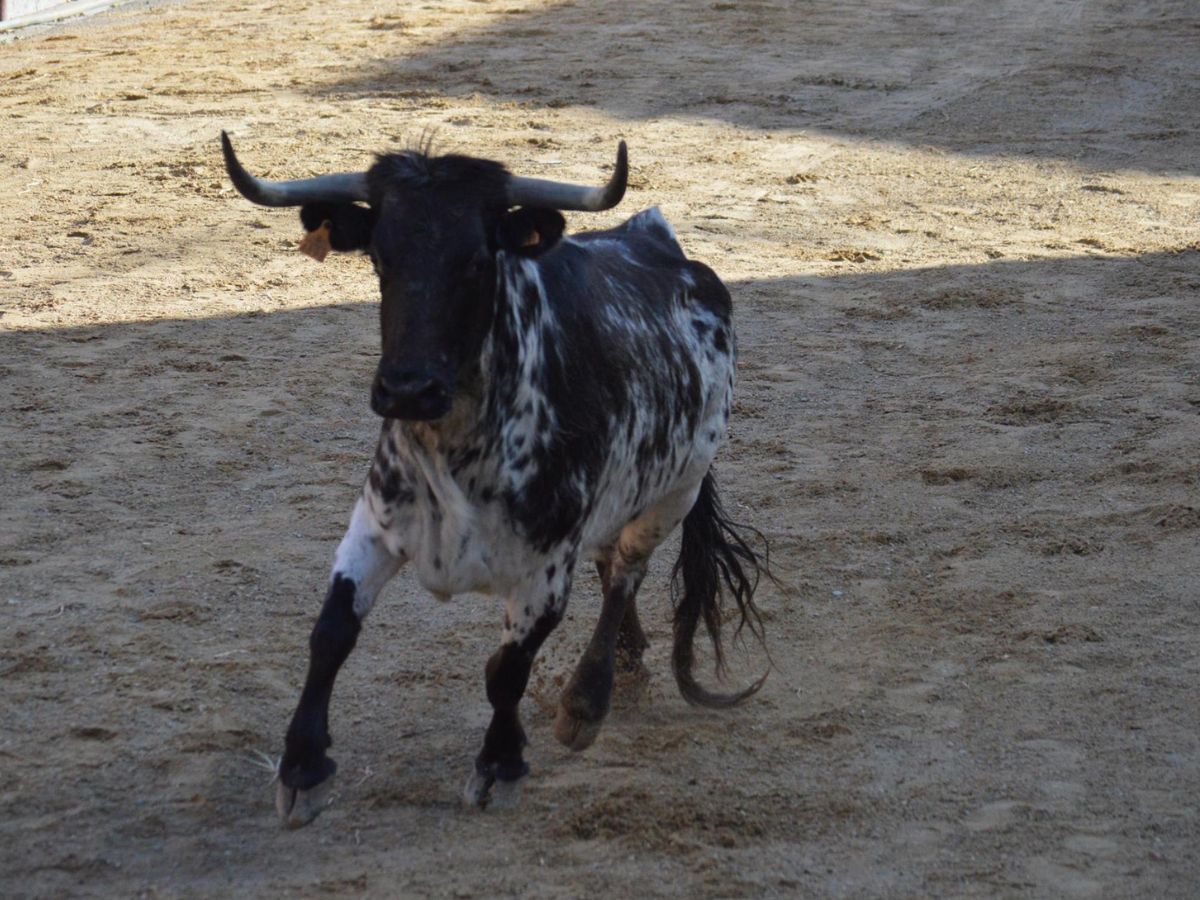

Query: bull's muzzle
<box><xmin>371</xmin><ymin>365</ymin><xmax>453</xmax><ymax>421</ymax></box>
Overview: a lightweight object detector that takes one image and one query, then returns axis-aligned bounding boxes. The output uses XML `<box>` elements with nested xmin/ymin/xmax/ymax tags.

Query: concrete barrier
<box><xmin>0</xmin><ymin>0</ymin><xmax>133</xmax><ymax>30</ymax></box>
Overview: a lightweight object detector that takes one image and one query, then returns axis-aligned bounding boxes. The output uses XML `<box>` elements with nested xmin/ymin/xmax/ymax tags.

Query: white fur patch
<box><xmin>332</xmin><ymin>498</ymin><xmax>404</xmax><ymax>618</ymax></box>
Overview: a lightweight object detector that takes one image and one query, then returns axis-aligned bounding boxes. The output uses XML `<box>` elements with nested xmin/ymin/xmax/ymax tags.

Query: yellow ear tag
<box><xmin>299</xmin><ymin>220</ymin><xmax>333</xmax><ymax>262</ymax></box>
<box><xmin>521</xmin><ymin>229</ymin><xmax>540</xmax><ymax>248</ymax></box>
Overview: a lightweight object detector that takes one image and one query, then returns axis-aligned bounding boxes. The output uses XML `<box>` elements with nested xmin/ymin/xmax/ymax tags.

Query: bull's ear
<box><xmin>299</xmin><ymin>203</ymin><xmax>375</xmax><ymax>255</ymax></box>
<box><xmin>496</xmin><ymin>207</ymin><xmax>565</xmax><ymax>257</ymax></box>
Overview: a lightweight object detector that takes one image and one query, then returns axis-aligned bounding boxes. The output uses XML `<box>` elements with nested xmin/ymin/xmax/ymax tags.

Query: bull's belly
<box><xmin>374</xmin><ymin>402</ymin><xmax>729</xmax><ymax>600</ymax></box>
<box><xmin>377</xmin><ymin>453</ymin><xmax>715</xmax><ymax>601</ymax></box>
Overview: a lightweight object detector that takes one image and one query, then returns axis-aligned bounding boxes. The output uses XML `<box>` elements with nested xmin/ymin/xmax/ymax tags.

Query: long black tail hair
<box><xmin>671</xmin><ymin>469</ymin><xmax>772</xmax><ymax>707</ymax></box>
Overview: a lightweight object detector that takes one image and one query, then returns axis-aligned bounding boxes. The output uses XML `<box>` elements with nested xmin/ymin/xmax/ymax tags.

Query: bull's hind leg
<box><xmin>591</xmin><ymin>551</ymin><xmax>650</xmax><ymax>675</ymax></box>
<box><xmin>615</xmin><ymin>575</ymin><xmax>650</xmax><ymax>675</ymax></box>
<box><xmin>277</xmin><ymin>498</ymin><xmax>403</xmax><ymax>828</ymax></box>
<box><xmin>463</xmin><ymin>557</ymin><xmax>574</xmax><ymax>810</ymax></box>
<box><xmin>555</xmin><ymin>487</ymin><xmax>699</xmax><ymax>752</ymax></box>
<box><xmin>554</xmin><ymin>548</ymin><xmax>648</xmax><ymax>752</ymax></box>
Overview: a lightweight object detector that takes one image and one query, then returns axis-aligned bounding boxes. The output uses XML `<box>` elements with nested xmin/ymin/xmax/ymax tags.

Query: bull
<box><xmin>220</xmin><ymin>131</ymin><xmax>769</xmax><ymax>824</ymax></box>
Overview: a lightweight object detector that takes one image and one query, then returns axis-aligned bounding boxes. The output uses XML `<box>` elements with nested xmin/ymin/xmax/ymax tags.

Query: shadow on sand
<box><xmin>4</xmin><ymin>245</ymin><xmax>1197</xmax><ymax>552</ymax></box>
<box><xmin>312</xmin><ymin>0</ymin><xmax>1199</xmax><ymax>174</ymax></box>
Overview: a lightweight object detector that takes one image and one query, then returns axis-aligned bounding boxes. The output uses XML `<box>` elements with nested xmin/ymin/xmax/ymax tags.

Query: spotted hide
<box><xmin>220</xmin><ymin>134</ymin><xmax>769</xmax><ymax>825</ymax></box>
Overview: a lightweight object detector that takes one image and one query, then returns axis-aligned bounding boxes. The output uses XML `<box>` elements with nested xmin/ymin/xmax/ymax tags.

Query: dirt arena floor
<box><xmin>2</xmin><ymin>0</ymin><xmax>1198</xmax><ymax>896</ymax></box>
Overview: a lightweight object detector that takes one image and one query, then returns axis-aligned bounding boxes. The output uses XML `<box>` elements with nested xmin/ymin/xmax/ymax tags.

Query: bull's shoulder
<box><xmin>680</xmin><ymin>258</ymin><xmax>732</xmax><ymax>319</ymax></box>
<box><xmin>594</xmin><ymin>208</ymin><xmax>733</xmax><ymax>319</ymax></box>
<box><xmin>570</xmin><ymin>207</ymin><xmax>686</xmax><ymax>261</ymax></box>
<box><xmin>538</xmin><ymin>207</ymin><xmax>733</xmax><ymax>320</ymax></box>
<box><xmin>611</xmin><ymin>206</ymin><xmax>684</xmax><ymax>252</ymax></box>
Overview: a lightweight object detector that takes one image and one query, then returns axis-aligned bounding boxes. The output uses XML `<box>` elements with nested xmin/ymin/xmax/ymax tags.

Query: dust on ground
<box><xmin>2</xmin><ymin>1</ymin><xmax>1198</xmax><ymax>897</ymax></box>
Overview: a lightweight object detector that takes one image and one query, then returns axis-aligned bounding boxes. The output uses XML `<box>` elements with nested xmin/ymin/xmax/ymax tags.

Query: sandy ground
<box><xmin>2</xmin><ymin>0</ymin><xmax>1199</xmax><ymax>896</ymax></box>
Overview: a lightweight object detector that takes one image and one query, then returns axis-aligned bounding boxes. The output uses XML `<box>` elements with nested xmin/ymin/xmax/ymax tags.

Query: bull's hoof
<box><xmin>554</xmin><ymin>701</ymin><xmax>604</xmax><ymax>752</ymax></box>
<box><xmin>462</xmin><ymin>761</ymin><xmax>527</xmax><ymax>811</ymax></box>
<box><xmin>276</xmin><ymin>774</ymin><xmax>335</xmax><ymax>829</ymax></box>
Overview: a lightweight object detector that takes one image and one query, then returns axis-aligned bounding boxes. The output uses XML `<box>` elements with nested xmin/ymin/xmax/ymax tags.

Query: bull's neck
<box><xmin>399</xmin><ymin>255</ymin><xmax>547</xmax><ymax>455</ymax></box>
<box><xmin>480</xmin><ymin>253</ymin><xmax>551</xmax><ymax>430</ymax></box>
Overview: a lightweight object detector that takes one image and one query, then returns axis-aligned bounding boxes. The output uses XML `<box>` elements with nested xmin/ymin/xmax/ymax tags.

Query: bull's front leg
<box><xmin>463</xmin><ymin>555</ymin><xmax>575</xmax><ymax>810</ymax></box>
<box><xmin>277</xmin><ymin>497</ymin><xmax>404</xmax><ymax>828</ymax></box>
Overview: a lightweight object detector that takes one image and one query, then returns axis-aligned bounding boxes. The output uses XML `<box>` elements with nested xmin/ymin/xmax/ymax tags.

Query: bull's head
<box><xmin>220</xmin><ymin>132</ymin><xmax>628</xmax><ymax>421</ymax></box>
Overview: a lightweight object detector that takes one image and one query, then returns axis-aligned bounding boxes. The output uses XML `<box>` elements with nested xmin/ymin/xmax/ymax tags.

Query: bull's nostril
<box><xmin>378</xmin><ymin>371</ymin><xmax>422</xmax><ymax>395</ymax></box>
<box><xmin>377</xmin><ymin>372</ymin><xmax>404</xmax><ymax>395</ymax></box>
<box><xmin>415</xmin><ymin>380</ymin><xmax>444</xmax><ymax>401</ymax></box>
<box><xmin>372</xmin><ymin>367</ymin><xmax>452</xmax><ymax>420</ymax></box>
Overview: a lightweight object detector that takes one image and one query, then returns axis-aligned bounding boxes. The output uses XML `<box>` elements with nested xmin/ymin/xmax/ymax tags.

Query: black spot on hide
<box><xmin>483</xmin><ymin>212</ymin><xmax>734</xmax><ymax>555</ymax></box>
<box><xmin>369</xmin><ymin>458</ymin><xmax>414</xmax><ymax>506</ymax></box>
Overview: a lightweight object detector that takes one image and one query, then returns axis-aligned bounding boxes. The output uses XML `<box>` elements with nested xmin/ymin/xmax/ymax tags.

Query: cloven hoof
<box><xmin>275</xmin><ymin>775</ymin><xmax>335</xmax><ymax>829</ymax></box>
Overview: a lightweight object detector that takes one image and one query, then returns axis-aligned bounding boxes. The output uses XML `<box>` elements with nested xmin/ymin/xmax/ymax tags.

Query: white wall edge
<box><xmin>0</xmin><ymin>0</ymin><xmax>136</xmax><ymax>33</ymax></box>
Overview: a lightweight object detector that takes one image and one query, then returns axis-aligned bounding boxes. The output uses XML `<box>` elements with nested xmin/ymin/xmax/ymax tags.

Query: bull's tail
<box><xmin>671</xmin><ymin>470</ymin><xmax>771</xmax><ymax>708</ymax></box>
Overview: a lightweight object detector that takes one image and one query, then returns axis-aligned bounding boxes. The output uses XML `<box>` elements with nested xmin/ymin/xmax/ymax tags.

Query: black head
<box><xmin>221</xmin><ymin>132</ymin><xmax>627</xmax><ymax>422</ymax></box>
<box><xmin>320</xmin><ymin>153</ymin><xmax>569</xmax><ymax>421</ymax></box>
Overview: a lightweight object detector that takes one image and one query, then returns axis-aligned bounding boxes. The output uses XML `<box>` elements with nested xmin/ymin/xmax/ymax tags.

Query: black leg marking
<box><xmin>468</xmin><ymin>608</ymin><xmax>562</xmax><ymax>807</ymax></box>
<box><xmin>476</xmin><ymin>644</ymin><xmax>534</xmax><ymax>783</ymax></box>
<box><xmin>280</xmin><ymin>574</ymin><xmax>361</xmax><ymax>791</ymax></box>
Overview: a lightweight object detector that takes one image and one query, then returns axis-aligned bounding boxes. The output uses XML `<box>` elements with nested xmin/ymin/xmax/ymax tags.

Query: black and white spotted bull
<box><xmin>220</xmin><ymin>132</ymin><xmax>770</xmax><ymax>824</ymax></box>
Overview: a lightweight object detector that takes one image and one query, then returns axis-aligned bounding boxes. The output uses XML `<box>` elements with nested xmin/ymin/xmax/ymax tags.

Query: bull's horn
<box><xmin>220</xmin><ymin>131</ymin><xmax>370</xmax><ymax>207</ymax></box>
<box><xmin>506</xmin><ymin>141</ymin><xmax>627</xmax><ymax>212</ymax></box>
